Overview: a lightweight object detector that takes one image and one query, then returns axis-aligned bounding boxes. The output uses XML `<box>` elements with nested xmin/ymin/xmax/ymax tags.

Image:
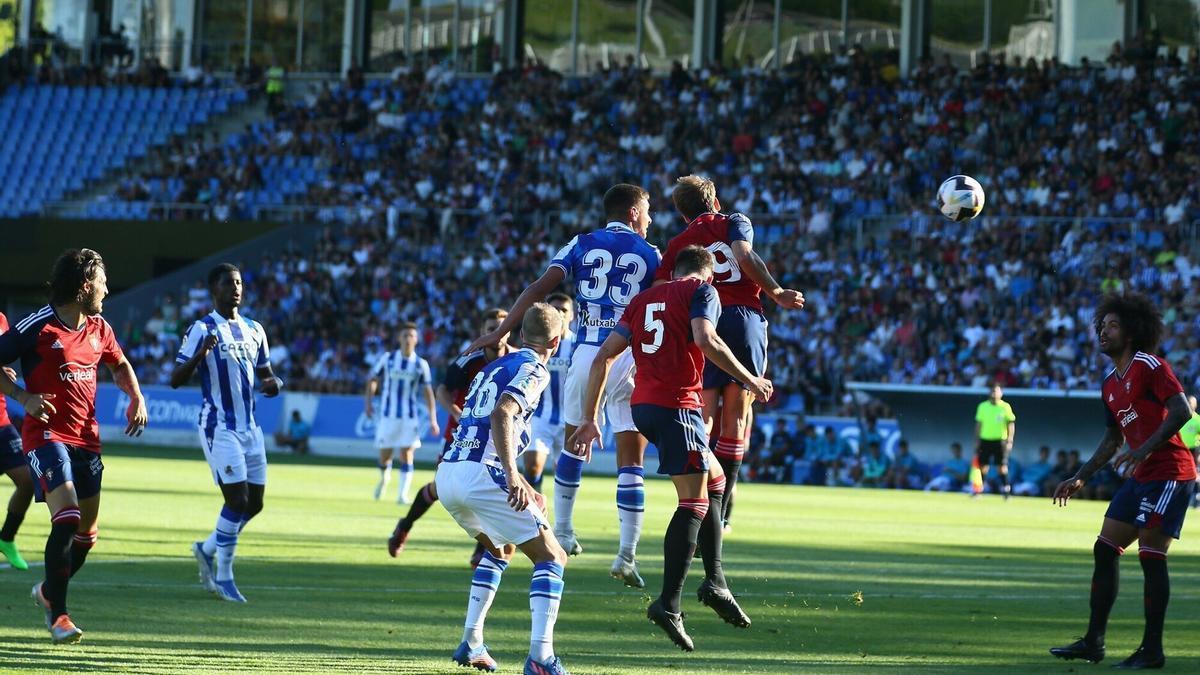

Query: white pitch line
<box><xmin>4</xmin><ymin>557</ymin><xmax>1199</xmax><ymax>601</ymax></box>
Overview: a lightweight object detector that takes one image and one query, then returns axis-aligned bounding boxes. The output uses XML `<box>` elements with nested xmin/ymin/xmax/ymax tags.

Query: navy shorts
<box><xmin>0</xmin><ymin>424</ymin><xmax>23</xmax><ymax>473</ymax></box>
<box><xmin>632</xmin><ymin>404</ymin><xmax>710</xmax><ymax>476</ymax></box>
<box><xmin>702</xmin><ymin>305</ymin><xmax>768</xmax><ymax>390</ymax></box>
<box><xmin>26</xmin><ymin>442</ymin><xmax>104</xmax><ymax>502</ymax></box>
<box><xmin>1105</xmin><ymin>478</ymin><xmax>1195</xmax><ymax>539</ymax></box>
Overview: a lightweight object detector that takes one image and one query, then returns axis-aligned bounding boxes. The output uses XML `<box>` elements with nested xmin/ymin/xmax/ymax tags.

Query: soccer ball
<box><xmin>937</xmin><ymin>175</ymin><xmax>985</xmax><ymax>222</ymax></box>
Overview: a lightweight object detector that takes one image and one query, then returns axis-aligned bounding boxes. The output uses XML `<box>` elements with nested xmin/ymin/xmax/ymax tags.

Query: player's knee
<box><xmin>1138</xmin><ymin>546</ymin><xmax>1167</xmax><ymax>561</ymax></box>
<box><xmin>244</xmin><ymin>498</ymin><xmax>264</xmax><ymax>520</ymax></box>
<box><xmin>223</xmin><ymin>493</ymin><xmax>249</xmax><ymax>514</ymax></box>
<box><xmin>1095</xmin><ymin>535</ymin><xmax>1126</xmax><ymax>558</ymax></box>
<box><xmin>73</xmin><ymin>528</ymin><xmax>98</xmax><ymax>550</ymax></box>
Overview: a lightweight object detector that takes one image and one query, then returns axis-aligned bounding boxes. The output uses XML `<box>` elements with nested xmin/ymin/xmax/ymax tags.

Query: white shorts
<box><xmin>562</xmin><ymin>343</ymin><xmax>636</xmax><ymax>432</ymax></box>
<box><xmin>528</xmin><ymin>420</ymin><xmax>564</xmax><ymax>456</ymax></box>
<box><xmin>374</xmin><ymin>416</ymin><xmax>423</xmax><ymax>450</ymax></box>
<box><xmin>199</xmin><ymin>425</ymin><xmax>266</xmax><ymax>486</ymax></box>
<box><xmin>436</xmin><ymin>460</ymin><xmax>549</xmax><ymax>546</ymax></box>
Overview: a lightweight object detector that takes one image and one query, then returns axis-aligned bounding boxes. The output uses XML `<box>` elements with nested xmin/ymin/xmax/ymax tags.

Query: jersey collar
<box><xmin>605</xmin><ymin>221</ymin><xmax>636</xmax><ymax>234</ymax></box>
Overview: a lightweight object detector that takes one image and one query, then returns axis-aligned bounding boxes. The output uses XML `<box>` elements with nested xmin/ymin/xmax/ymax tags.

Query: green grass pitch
<box><xmin>0</xmin><ymin>445</ymin><xmax>1197</xmax><ymax>673</ymax></box>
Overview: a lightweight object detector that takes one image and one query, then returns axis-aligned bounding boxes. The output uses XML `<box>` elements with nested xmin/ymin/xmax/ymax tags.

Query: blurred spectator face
<box><xmin>1039</xmin><ymin>446</ymin><xmax>1050</xmax><ymax>461</ymax></box>
<box><xmin>548</xmin><ymin>298</ymin><xmax>575</xmax><ymax>337</ymax></box>
<box><xmin>950</xmin><ymin>442</ymin><xmax>962</xmax><ymax>458</ymax></box>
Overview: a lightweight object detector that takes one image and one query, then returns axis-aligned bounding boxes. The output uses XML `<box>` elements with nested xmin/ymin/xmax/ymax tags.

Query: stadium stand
<box><xmin>112</xmin><ymin>47</ymin><xmax>1200</xmax><ymax>417</ymax></box>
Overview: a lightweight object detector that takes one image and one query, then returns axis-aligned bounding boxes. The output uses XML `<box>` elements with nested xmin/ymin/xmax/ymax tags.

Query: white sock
<box><xmin>463</xmin><ymin>551</ymin><xmax>508</xmax><ymax>648</ymax></box>
<box><xmin>616</xmin><ymin>466</ymin><xmax>645</xmax><ymax>560</ymax></box>
<box><xmin>529</xmin><ymin>561</ymin><xmax>564</xmax><ymax>662</ymax></box>
<box><xmin>397</xmin><ymin>462</ymin><xmax>414</xmax><ymax>502</ymax></box>
<box><xmin>209</xmin><ymin>506</ymin><xmax>243</xmax><ymax>581</ymax></box>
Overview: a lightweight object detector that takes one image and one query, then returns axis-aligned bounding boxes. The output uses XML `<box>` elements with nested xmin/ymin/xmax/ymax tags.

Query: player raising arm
<box><xmin>657</xmin><ymin>175</ymin><xmax>803</xmax><ymax>528</ymax></box>
<box><xmin>570</xmin><ymin>246</ymin><xmax>770</xmax><ymax>651</ymax></box>
<box><xmin>1049</xmin><ymin>293</ymin><xmax>1195</xmax><ymax>669</ymax></box>
<box><xmin>465</xmin><ymin>184</ymin><xmax>660</xmax><ymax>583</ymax></box>
<box><xmin>0</xmin><ymin>248</ymin><xmax>147</xmax><ymax>644</ymax></box>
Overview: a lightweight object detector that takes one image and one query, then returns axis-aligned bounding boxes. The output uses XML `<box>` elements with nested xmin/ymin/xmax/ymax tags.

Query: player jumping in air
<box><xmin>438</xmin><ymin>303</ymin><xmax>570</xmax><ymax>675</ymax></box>
<box><xmin>571</xmin><ymin>246</ymin><xmax>771</xmax><ymax>651</ymax></box>
<box><xmin>387</xmin><ymin>309</ymin><xmax>509</xmax><ymax>560</ymax></box>
<box><xmin>1050</xmin><ymin>293</ymin><xmax>1196</xmax><ymax>669</ymax></box>
<box><xmin>0</xmin><ymin>311</ymin><xmax>35</xmax><ymax>570</ymax></box>
<box><xmin>466</xmin><ymin>183</ymin><xmax>660</xmax><ymax>588</ymax></box>
<box><xmin>525</xmin><ymin>294</ymin><xmax>576</xmax><ymax>494</ymax></box>
<box><xmin>171</xmin><ymin>263</ymin><xmax>282</xmax><ymax>603</ymax></box>
<box><xmin>365</xmin><ymin>322</ymin><xmax>438</xmax><ymax>504</ymax></box>
<box><xmin>0</xmin><ymin>248</ymin><xmax>148</xmax><ymax>643</ymax></box>
<box><xmin>657</xmin><ymin>176</ymin><xmax>804</xmax><ymax>529</ymax></box>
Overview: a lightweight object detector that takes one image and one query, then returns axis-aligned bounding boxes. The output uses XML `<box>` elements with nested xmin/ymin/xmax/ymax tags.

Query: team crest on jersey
<box><xmin>1125</xmin><ymin>382</ymin><xmax>1131</xmax><ymax>393</ymax></box>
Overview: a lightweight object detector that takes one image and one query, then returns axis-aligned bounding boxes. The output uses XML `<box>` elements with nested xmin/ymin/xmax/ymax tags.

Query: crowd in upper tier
<box><xmin>113</xmin><ymin>40</ymin><xmax>1200</xmax><ymax>413</ymax></box>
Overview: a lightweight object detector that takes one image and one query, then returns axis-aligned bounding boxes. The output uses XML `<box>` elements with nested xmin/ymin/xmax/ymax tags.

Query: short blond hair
<box><xmin>522</xmin><ymin>302</ymin><xmax>562</xmax><ymax>349</ymax></box>
<box><xmin>672</xmin><ymin>175</ymin><xmax>717</xmax><ymax>221</ymax></box>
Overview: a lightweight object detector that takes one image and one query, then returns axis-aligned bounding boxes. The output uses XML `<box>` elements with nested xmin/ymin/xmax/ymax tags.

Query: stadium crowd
<box><xmin>114</xmin><ymin>42</ymin><xmax>1200</xmax><ymax>417</ymax></box>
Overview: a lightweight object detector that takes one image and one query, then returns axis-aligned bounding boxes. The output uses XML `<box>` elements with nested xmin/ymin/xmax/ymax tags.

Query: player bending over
<box><xmin>171</xmin><ymin>263</ymin><xmax>282</xmax><ymax>603</ymax></box>
<box><xmin>571</xmin><ymin>246</ymin><xmax>771</xmax><ymax>651</ymax></box>
<box><xmin>365</xmin><ymin>322</ymin><xmax>438</xmax><ymax>504</ymax></box>
<box><xmin>0</xmin><ymin>248</ymin><xmax>148</xmax><ymax>643</ymax></box>
<box><xmin>1050</xmin><ymin>293</ymin><xmax>1196</xmax><ymax>669</ymax></box>
<box><xmin>438</xmin><ymin>303</ymin><xmax>570</xmax><ymax>675</ymax></box>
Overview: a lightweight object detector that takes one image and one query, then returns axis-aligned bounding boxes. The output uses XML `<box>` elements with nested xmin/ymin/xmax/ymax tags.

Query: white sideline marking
<box><xmin>2</xmin><ymin>556</ymin><xmax>1198</xmax><ymax>601</ymax></box>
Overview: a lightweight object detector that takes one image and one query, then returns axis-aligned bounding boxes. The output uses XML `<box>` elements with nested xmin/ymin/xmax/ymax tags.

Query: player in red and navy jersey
<box><xmin>570</xmin><ymin>246</ymin><xmax>772</xmax><ymax>651</ymax></box>
<box><xmin>387</xmin><ymin>308</ymin><xmax>510</xmax><ymax>561</ymax></box>
<box><xmin>1050</xmin><ymin>293</ymin><xmax>1196</xmax><ymax>669</ymax></box>
<box><xmin>656</xmin><ymin>176</ymin><xmax>804</xmax><ymax>529</ymax></box>
<box><xmin>0</xmin><ymin>311</ymin><xmax>36</xmax><ymax>571</ymax></box>
<box><xmin>0</xmin><ymin>249</ymin><xmax>148</xmax><ymax>644</ymax></box>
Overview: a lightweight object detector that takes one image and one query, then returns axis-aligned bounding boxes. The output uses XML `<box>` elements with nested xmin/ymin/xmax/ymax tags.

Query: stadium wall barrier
<box><xmin>0</xmin><ymin>220</ymin><xmax>282</xmax><ymax>301</ymax></box>
<box><xmin>847</xmin><ymin>382</ymin><xmax>1102</xmax><ymax>462</ymax></box>
<box><xmin>5</xmin><ymin>385</ymin><xmax>900</xmax><ymax>480</ymax></box>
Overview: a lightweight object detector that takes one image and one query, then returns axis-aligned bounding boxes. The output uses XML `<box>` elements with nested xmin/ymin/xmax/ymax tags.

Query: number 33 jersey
<box><xmin>550</xmin><ymin>222</ymin><xmax>661</xmax><ymax>346</ymax></box>
<box><xmin>444</xmin><ymin>348</ymin><xmax>550</xmax><ymax>470</ymax></box>
<box><xmin>655</xmin><ymin>212</ymin><xmax>762</xmax><ymax>312</ymax></box>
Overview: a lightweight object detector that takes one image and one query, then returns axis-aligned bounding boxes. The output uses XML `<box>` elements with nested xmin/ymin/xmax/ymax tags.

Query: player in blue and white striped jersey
<box><xmin>437</xmin><ymin>303</ymin><xmax>571</xmax><ymax>675</ymax></box>
<box><xmin>365</xmin><ymin>322</ymin><xmax>438</xmax><ymax>504</ymax></box>
<box><xmin>171</xmin><ymin>263</ymin><xmax>282</xmax><ymax>604</ymax></box>
<box><xmin>463</xmin><ymin>184</ymin><xmax>661</xmax><ymax>568</ymax></box>
<box><xmin>524</xmin><ymin>293</ymin><xmax>577</xmax><ymax>495</ymax></box>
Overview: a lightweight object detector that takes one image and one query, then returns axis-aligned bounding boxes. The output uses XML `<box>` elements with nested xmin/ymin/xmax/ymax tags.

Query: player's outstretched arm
<box><xmin>692</xmin><ymin>317</ymin><xmax>773</xmax><ymax>402</ymax></box>
<box><xmin>462</xmin><ymin>267</ymin><xmax>566</xmax><ymax>356</ymax></box>
<box><xmin>1114</xmin><ymin>392</ymin><xmax>1191</xmax><ymax>473</ymax></box>
<box><xmin>568</xmin><ymin>332</ymin><xmax>628</xmax><ymax>460</ymax></box>
<box><xmin>491</xmin><ymin>395</ymin><xmax>534</xmax><ymax>511</ymax></box>
<box><xmin>731</xmin><ymin>241</ymin><xmax>805</xmax><ymax>309</ymax></box>
<box><xmin>1054</xmin><ymin>425</ymin><xmax>1124</xmax><ymax>506</ymax></box>
<box><xmin>108</xmin><ymin>357</ymin><xmax>148</xmax><ymax>437</ymax></box>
